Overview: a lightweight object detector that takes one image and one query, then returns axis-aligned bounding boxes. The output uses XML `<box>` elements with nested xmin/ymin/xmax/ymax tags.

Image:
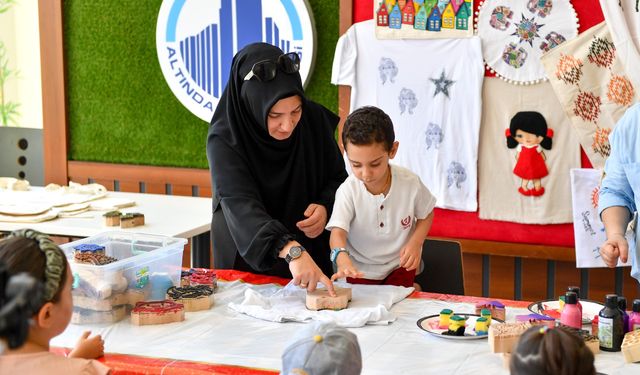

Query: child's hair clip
<box><xmin>539</xmin><ymin>325</ymin><xmax>550</xmax><ymax>334</ymax></box>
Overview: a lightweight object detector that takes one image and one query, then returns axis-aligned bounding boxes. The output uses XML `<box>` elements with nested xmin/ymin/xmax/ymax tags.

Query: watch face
<box><xmin>289</xmin><ymin>246</ymin><xmax>302</xmax><ymax>259</ymax></box>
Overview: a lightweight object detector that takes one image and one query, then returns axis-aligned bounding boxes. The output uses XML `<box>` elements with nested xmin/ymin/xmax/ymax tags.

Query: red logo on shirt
<box><xmin>400</xmin><ymin>215</ymin><xmax>411</xmax><ymax>230</ymax></box>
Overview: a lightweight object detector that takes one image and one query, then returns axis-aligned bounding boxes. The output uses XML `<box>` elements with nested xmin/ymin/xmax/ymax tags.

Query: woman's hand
<box><xmin>331</xmin><ymin>252</ymin><xmax>363</xmax><ymax>281</ymax></box>
<box><xmin>600</xmin><ymin>233</ymin><xmax>629</xmax><ymax>267</ymax></box>
<box><xmin>296</xmin><ymin>204</ymin><xmax>327</xmax><ymax>239</ymax></box>
<box><xmin>289</xmin><ymin>251</ymin><xmax>336</xmax><ymax>296</ymax></box>
<box><xmin>68</xmin><ymin>331</ymin><xmax>104</xmax><ymax>359</ymax></box>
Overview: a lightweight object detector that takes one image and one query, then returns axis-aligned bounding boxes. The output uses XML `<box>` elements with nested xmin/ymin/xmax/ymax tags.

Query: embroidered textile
<box><xmin>541</xmin><ymin>22</ymin><xmax>639</xmax><ymax>168</ymax></box>
<box><xmin>477</xmin><ymin>0</ymin><xmax>578</xmax><ymax>84</ymax></box>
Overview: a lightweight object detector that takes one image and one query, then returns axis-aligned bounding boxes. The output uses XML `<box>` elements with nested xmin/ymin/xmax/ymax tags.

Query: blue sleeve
<box><xmin>598</xmin><ymin>106</ymin><xmax>637</xmax><ymax>218</ymax></box>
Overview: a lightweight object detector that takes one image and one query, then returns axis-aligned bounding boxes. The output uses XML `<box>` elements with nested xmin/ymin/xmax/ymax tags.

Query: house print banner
<box><xmin>476</xmin><ymin>0</ymin><xmax>578</xmax><ymax>84</ymax></box>
<box><xmin>570</xmin><ymin>168</ymin><xmax>633</xmax><ymax>268</ymax></box>
<box><xmin>374</xmin><ymin>0</ymin><xmax>474</xmax><ymax>39</ymax></box>
<box><xmin>541</xmin><ymin>22</ymin><xmax>638</xmax><ymax>169</ymax></box>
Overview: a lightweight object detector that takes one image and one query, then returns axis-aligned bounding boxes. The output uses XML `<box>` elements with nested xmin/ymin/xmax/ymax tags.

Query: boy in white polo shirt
<box><xmin>326</xmin><ymin>106</ymin><xmax>436</xmax><ymax>287</ymax></box>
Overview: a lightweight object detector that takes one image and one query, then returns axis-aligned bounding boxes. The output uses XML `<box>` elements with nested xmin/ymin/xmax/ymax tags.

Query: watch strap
<box><xmin>285</xmin><ymin>245</ymin><xmax>305</xmax><ymax>264</ymax></box>
<box><xmin>330</xmin><ymin>247</ymin><xmax>349</xmax><ymax>264</ymax></box>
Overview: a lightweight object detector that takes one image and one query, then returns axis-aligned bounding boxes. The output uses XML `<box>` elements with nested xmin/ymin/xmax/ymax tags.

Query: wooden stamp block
<box><xmin>189</xmin><ymin>268</ymin><xmax>218</xmax><ymax>291</ymax></box>
<box><xmin>103</xmin><ymin>211</ymin><xmax>122</xmax><ymax>226</ymax></box>
<box><xmin>489</xmin><ymin>322</ymin><xmax>532</xmax><ymax>353</ymax></box>
<box><xmin>120</xmin><ymin>212</ymin><xmax>145</xmax><ymax>228</ymax></box>
<box><xmin>306</xmin><ymin>287</ymin><xmax>351</xmax><ymax>311</ymax></box>
<box><xmin>72</xmin><ymin>305</ymin><xmax>127</xmax><ymax>324</ymax></box>
<box><xmin>166</xmin><ymin>285</ymin><xmax>215</xmax><ymax>312</ymax></box>
<box><xmin>559</xmin><ymin>325</ymin><xmax>600</xmax><ymax>355</ymax></box>
<box><xmin>622</xmin><ymin>330</ymin><xmax>640</xmax><ymax>363</ymax></box>
<box><xmin>476</xmin><ymin>301</ymin><xmax>506</xmax><ymax>321</ymax></box>
<box><xmin>72</xmin><ymin>292</ymin><xmax>130</xmax><ymax>311</ymax></box>
<box><xmin>131</xmin><ymin>300</ymin><xmax>184</xmax><ymax>325</ymax></box>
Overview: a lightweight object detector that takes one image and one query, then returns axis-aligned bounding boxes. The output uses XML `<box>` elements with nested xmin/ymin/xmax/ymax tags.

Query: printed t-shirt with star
<box><xmin>331</xmin><ymin>19</ymin><xmax>484</xmax><ymax>211</ymax></box>
<box><xmin>326</xmin><ymin>164</ymin><xmax>436</xmax><ymax>280</ymax></box>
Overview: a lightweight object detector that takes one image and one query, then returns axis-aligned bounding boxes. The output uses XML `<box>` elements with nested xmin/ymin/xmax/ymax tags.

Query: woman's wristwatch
<box><xmin>330</xmin><ymin>247</ymin><xmax>349</xmax><ymax>265</ymax></box>
<box><xmin>285</xmin><ymin>245</ymin><xmax>306</xmax><ymax>263</ymax></box>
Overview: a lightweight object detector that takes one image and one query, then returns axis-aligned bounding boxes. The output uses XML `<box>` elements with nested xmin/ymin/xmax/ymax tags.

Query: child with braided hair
<box><xmin>0</xmin><ymin>229</ymin><xmax>110</xmax><ymax>374</ymax></box>
<box><xmin>510</xmin><ymin>325</ymin><xmax>596</xmax><ymax>375</ymax></box>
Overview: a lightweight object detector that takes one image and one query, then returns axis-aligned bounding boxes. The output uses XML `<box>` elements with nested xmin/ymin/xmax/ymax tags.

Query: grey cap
<box><xmin>281</xmin><ymin>322</ymin><xmax>362</xmax><ymax>375</ymax></box>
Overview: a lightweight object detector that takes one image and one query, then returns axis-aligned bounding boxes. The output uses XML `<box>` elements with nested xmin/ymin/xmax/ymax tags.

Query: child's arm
<box><xmin>329</xmin><ymin>227</ymin><xmax>364</xmax><ymax>281</ymax></box>
<box><xmin>68</xmin><ymin>331</ymin><xmax>104</xmax><ymax>359</ymax></box>
<box><xmin>399</xmin><ymin>211</ymin><xmax>434</xmax><ymax>271</ymax></box>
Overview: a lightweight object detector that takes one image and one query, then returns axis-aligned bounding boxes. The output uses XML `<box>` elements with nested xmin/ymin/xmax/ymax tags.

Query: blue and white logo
<box><xmin>156</xmin><ymin>0</ymin><xmax>316</xmax><ymax>122</ymax></box>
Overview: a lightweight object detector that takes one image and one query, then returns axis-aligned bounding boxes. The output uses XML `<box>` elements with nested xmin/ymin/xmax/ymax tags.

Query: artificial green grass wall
<box><xmin>63</xmin><ymin>0</ymin><xmax>338</xmax><ymax>169</ymax></box>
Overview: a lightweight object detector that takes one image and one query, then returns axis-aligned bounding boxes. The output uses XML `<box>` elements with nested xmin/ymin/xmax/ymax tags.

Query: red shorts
<box><xmin>347</xmin><ymin>267</ymin><xmax>416</xmax><ymax>288</ymax></box>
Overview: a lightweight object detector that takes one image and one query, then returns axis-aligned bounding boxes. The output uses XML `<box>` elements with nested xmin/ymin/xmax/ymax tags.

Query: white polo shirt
<box><xmin>326</xmin><ymin>164</ymin><xmax>436</xmax><ymax>280</ymax></box>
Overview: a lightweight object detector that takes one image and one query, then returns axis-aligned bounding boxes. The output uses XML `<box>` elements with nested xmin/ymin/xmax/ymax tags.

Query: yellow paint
<box><xmin>439</xmin><ymin>310</ymin><xmax>453</xmax><ymax>328</ymax></box>
<box><xmin>475</xmin><ymin>317</ymin><xmax>489</xmax><ymax>334</ymax></box>
<box><xmin>448</xmin><ymin>315</ymin><xmax>466</xmax><ymax>333</ymax></box>
<box><xmin>481</xmin><ymin>308</ymin><xmax>492</xmax><ymax>325</ymax></box>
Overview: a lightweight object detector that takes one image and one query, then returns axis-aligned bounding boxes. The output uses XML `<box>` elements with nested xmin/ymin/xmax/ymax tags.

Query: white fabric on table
<box><xmin>228</xmin><ymin>281</ymin><xmax>413</xmax><ymax>327</ymax></box>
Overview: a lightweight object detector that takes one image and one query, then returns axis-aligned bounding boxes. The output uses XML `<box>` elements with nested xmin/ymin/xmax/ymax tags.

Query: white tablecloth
<box><xmin>52</xmin><ymin>280</ymin><xmax>636</xmax><ymax>374</ymax></box>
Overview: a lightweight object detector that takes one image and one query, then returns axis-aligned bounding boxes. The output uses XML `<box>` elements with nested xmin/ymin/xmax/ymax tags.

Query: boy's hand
<box><xmin>68</xmin><ymin>331</ymin><xmax>104</xmax><ymax>359</ymax></box>
<box><xmin>600</xmin><ymin>233</ymin><xmax>629</xmax><ymax>267</ymax></box>
<box><xmin>331</xmin><ymin>252</ymin><xmax>364</xmax><ymax>281</ymax></box>
<box><xmin>296</xmin><ymin>204</ymin><xmax>327</xmax><ymax>239</ymax></box>
<box><xmin>399</xmin><ymin>242</ymin><xmax>422</xmax><ymax>271</ymax></box>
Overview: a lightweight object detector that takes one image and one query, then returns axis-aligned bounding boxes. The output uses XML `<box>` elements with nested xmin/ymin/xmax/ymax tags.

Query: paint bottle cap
<box><xmin>605</xmin><ymin>294</ymin><xmax>619</xmax><ymax>309</ymax></box>
<box><xmin>565</xmin><ymin>291</ymin><xmax>577</xmax><ymax>305</ymax></box>
<box><xmin>617</xmin><ymin>296</ymin><xmax>627</xmax><ymax>311</ymax></box>
<box><xmin>567</xmin><ymin>286</ymin><xmax>580</xmax><ymax>298</ymax></box>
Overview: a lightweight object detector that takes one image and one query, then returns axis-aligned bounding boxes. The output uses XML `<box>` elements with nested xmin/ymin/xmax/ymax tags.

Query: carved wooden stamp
<box><xmin>306</xmin><ymin>287</ymin><xmax>352</xmax><ymax>311</ymax></box>
<box><xmin>131</xmin><ymin>300</ymin><xmax>185</xmax><ymax>325</ymax></box>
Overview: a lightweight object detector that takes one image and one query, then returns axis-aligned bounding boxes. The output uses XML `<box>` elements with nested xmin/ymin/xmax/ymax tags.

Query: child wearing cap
<box><xmin>281</xmin><ymin>322</ymin><xmax>362</xmax><ymax>375</ymax></box>
<box><xmin>326</xmin><ymin>106</ymin><xmax>436</xmax><ymax>287</ymax></box>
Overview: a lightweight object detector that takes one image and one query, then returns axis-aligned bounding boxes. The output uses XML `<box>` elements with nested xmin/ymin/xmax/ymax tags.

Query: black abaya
<box><xmin>206</xmin><ymin>43</ymin><xmax>347</xmax><ymax>278</ymax></box>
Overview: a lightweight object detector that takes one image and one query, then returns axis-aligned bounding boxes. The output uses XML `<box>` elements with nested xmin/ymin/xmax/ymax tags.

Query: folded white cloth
<box><xmin>228</xmin><ymin>281</ymin><xmax>413</xmax><ymax>327</ymax></box>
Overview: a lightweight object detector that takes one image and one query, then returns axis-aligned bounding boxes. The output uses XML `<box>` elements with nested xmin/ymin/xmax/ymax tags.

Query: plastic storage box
<box><xmin>60</xmin><ymin>232</ymin><xmax>187</xmax><ymax>324</ymax></box>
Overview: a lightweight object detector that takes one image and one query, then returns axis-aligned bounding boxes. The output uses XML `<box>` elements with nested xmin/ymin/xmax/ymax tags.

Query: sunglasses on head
<box><xmin>243</xmin><ymin>52</ymin><xmax>301</xmax><ymax>82</ymax></box>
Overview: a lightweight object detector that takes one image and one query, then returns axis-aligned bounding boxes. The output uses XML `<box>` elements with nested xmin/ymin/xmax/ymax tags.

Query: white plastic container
<box><xmin>60</xmin><ymin>232</ymin><xmax>187</xmax><ymax>324</ymax></box>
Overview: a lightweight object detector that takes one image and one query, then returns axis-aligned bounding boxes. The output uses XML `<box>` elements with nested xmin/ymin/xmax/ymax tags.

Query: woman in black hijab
<box><xmin>207</xmin><ymin>43</ymin><xmax>347</xmax><ymax>293</ymax></box>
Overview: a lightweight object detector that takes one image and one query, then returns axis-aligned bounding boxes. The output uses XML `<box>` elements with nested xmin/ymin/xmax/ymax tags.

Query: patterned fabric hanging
<box><xmin>540</xmin><ymin>22</ymin><xmax>638</xmax><ymax>168</ymax></box>
<box><xmin>600</xmin><ymin>0</ymin><xmax>640</xmax><ymax>102</ymax></box>
<box><xmin>476</xmin><ymin>0</ymin><xmax>579</xmax><ymax>84</ymax></box>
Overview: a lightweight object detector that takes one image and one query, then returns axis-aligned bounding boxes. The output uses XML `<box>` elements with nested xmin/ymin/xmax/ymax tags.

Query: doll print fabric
<box><xmin>478</xmin><ymin>78</ymin><xmax>581</xmax><ymax>224</ymax></box>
